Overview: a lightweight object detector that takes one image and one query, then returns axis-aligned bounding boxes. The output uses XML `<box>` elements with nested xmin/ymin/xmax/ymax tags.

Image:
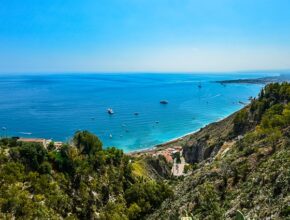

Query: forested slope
<box><xmin>149</xmin><ymin>83</ymin><xmax>290</xmax><ymax>219</ymax></box>
<box><xmin>0</xmin><ymin>131</ymin><xmax>172</xmax><ymax>219</ymax></box>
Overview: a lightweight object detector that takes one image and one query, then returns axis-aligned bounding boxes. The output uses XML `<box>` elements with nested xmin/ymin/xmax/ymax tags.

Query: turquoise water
<box><xmin>0</xmin><ymin>73</ymin><xmax>268</xmax><ymax>152</ymax></box>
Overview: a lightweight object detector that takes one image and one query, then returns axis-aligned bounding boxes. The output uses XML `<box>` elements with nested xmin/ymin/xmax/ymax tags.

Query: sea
<box><xmin>0</xmin><ymin>73</ymin><xmax>275</xmax><ymax>152</ymax></box>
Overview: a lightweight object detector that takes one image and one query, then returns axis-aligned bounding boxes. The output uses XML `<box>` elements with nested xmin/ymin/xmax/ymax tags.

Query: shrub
<box><xmin>39</xmin><ymin>161</ymin><xmax>52</xmax><ymax>174</ymax></box>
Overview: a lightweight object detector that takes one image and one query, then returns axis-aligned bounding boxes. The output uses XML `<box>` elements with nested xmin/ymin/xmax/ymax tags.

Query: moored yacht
<box><xmin>107</xmin><ymin>108</ymin><xmax>114</xmax><ymax>115</ymax></box>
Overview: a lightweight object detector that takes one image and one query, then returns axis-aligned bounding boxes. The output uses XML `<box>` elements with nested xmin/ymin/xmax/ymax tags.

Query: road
<box><xmin>172</xmin><ymin>156</ymin><xmax>186</xmax><ymax>176</ymax></box>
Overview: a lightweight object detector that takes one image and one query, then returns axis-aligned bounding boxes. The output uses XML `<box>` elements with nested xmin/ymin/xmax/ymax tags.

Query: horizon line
<box><xmin>0</xmin><ymin>69</ymin><xmax>289</xmax><ymax>76</ymax></box>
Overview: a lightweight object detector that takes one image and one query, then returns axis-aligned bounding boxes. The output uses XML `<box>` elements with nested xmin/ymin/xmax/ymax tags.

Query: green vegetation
<box><xmin>131</xmin><ymin>160</ymin><xmax>151</xmax><ymax>180</ymax></box>
<box><xmin>172</xmin><ymin>152</ymin><xmax>181</xmax><ymax>164</ymax></box>
<box><xmin>132</xmin><ymin>155</ymin><xmax>172</xmax><ymax>181</ymax></box>
<box><xmin>125</xmin><ymin>181</ymin><xmax>173</xmax><ymax>219</ymax></box>
<box><xmin>232</xmin><ymin>82</ymin><xmax>290</xmax><ymax>136</ymax></box>
<box><xmin>0</xmin><ymin>131</ymin><xmax>172</xmax><ymax>219</ymax></box>
<box><xmin>233</xmin><ymin>108</ymin><xmax>249</xmax><ymax>135</ymax></box>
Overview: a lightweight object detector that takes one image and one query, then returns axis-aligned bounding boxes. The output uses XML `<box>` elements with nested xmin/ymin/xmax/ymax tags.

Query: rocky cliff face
<box><xmin>131</xmin><ymin>155</ymin><xmax>172</xmax><ymax>181</ymax></box>
<box><xmin>183</xmin><ymin>138</ymin><xmax>223</xmax><ymax>164</ymax></box>
<box><xmin>180</xmin><ymin>112</ymin><xmax>238</xmax><ymax>164</ymax></box>
<box><xmin>144</xmin><ymin>156</ymin><xmax>172</xmax><ymax>179</ymax></box>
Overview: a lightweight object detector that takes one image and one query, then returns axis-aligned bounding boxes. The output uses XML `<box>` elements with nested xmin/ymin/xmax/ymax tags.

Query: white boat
<box><xmin>107</xmin><ymin>108</ymin><xmax>114</xmax><ymax>115</ymax></box>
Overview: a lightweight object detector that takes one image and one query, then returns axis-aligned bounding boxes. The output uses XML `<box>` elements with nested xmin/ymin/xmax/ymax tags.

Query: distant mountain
<box><xmin>216</xmin><ymin>73</ymin><xmax>290</xmax><ymax>84</ymax></box>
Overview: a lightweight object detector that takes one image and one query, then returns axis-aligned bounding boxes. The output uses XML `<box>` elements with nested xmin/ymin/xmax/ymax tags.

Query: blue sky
<box><xmin>0</xmin><ymin>0</ymin><xmax>290</xmax><ymax>73</ymax></box>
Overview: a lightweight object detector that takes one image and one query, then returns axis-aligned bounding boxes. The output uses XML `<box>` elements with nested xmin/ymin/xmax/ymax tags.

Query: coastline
<box><xmin>131</xmin><ymin>76</ymin><xmax>283</xmax><ymax>156</ymax></box>
<box><xmin>127</xmin><ymin>113</ymin><xmax>234</xmax><ymax>156</ymax></box>
<box><xmin>127</xmin><ymin>128</ymin><xmax>205</xmax><ymax>156</ymax></box>
<box><xmin>215</xmin><ymin>73</ymin><xmax>290</xmax><ymax>85</ymax></box>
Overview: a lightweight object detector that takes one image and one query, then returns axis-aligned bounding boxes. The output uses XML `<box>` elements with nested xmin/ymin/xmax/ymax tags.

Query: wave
<box><xmin>202</xmin><ymin>94</ymin><xmax>222</xmax><ymax>100</ymax></box>
<box><xmin>18</xmin><ymin>132</ymin><xmax>32</xmax><ymax>135</ymax></box>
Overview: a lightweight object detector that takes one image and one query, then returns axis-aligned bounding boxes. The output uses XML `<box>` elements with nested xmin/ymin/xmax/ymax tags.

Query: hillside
<box><xmin>148</xmin><ymin>83</ymin><xmax>290</xmax><ymax>219</ymax></box>
<box><xmin>0</xmin><ymin>131</ymin><xmax>172</xmax><ymax>219</ymax></box>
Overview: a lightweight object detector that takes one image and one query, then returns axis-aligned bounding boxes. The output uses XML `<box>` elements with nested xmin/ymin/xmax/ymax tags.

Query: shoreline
<box><xmin>127</xmin><ymin>129</ymin><xmax>204</xmax><ymax>156</ymax></box>
<box><xmin>127</xmin><ymin>114</ymin><xmax>232</xmax><ymax>156</ymax></box>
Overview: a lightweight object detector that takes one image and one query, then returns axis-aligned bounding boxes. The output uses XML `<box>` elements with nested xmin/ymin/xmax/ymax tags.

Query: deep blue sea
<box><xmin>0</xmin><ymin>73</ymin><xmax>273</xmax><ymax>152</ymax></box>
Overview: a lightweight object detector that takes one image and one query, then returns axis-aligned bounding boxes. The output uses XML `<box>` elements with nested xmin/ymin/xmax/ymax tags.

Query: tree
<box><xmin>266</xmin><ymin>128</ymin><xmax>282</xmax><ymax>153</ymax></box>
<box><xmin>73</xmin><ymin>131</ymin><xmax>102</xmax><ymax>155</ymax></box>
<box><xmin>127</xmin><ymin>203</ymin><xmax>142</xmax><ymax>220</ymax></box>
<box><xmin>106</xmin><ymin>147</ymin><xmax>124</xmax><ymax>166</ymax></box>
<box><xmin>18</xmin><ymin>143</ymin><xmax>47</xmax><ymax>171</ymax></box>
<box><xmin>125</xmin><ymin>181</ymin><xmax>173</xmax><ymax>216</ymax></box>
<box><xmin>39</xmin><ymin>161</ymin><xmax>52</xmax><ymax>174</ymax></box>
<box><xmin>233</xmin><ymin>109</ymin><xmax>249</xmax><ymax>134</ymax></box>
<box><xmin>47</xmin><ymin>141</ymin><xmax>55</xmax><ymax>151</ymax></box>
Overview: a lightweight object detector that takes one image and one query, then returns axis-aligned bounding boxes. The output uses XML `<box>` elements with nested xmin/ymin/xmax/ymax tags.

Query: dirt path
<box><xmin>172</xmin><ymin>156</ymin><xmax>186</xmax><ymax>176</ymax></box>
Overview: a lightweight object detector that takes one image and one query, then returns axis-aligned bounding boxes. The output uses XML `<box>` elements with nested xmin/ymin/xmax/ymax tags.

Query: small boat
<box><xmin>160</xmin><ymin>100</ymin><xmax>169</xmax><ymax>104</ymax></box>
<box><xmin>109</xmin><ymin>134</ymin><xmax>113</xmax><ymax>138</ymax></box>
<box><xmin>107</xmin><ymin>108</ymin><xmax>114</xmax><ymax>115</ymax></box>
